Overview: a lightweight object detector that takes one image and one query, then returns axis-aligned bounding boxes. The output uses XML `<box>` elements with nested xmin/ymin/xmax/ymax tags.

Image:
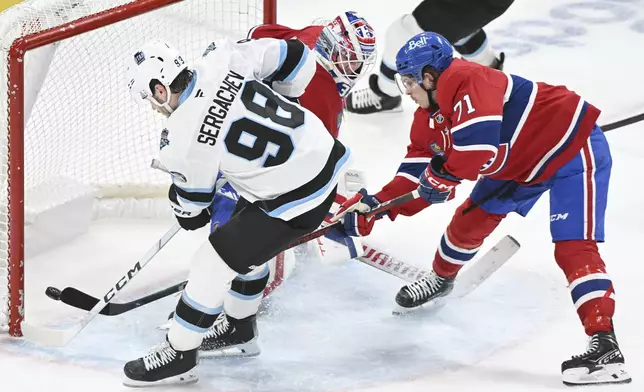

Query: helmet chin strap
<box><xmin>162</xmin><ymin>94</ymin><xmax>174</xmax><ymax>114</ymax></box>
<box><xmin>149</xmin><ymin>89</ymin><xmax>174</xmax><ymax>114</ymax></box>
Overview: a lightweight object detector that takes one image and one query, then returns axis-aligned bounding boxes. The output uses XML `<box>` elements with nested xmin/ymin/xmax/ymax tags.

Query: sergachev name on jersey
<box><xmin>197</xmin><ymin>69</ymin><xmax>244</xmax><ymax>146</ymax></box>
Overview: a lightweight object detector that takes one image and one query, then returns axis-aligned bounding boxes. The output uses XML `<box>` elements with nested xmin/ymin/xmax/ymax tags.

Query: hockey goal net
<box><xmin>0</xmin><ymin>0</ymin><xmax>275</xmax><ymax>337</ymax></box>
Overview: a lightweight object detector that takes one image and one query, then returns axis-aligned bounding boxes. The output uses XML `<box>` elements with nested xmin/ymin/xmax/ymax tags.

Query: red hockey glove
<box><xmin>332</xmin><ymin>188</ymin><xmax>383</xmax><ymax>237</ymax></box>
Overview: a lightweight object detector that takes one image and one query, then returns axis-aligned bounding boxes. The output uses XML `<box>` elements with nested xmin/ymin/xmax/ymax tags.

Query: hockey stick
<box><xmin>44</xmin><ymin>280</ymin><xmax>187</xmax><ymax>316</ymax></box>
<box><xmin>391</xmin><ymin>235</ymin><xmax>521</xmax><ymax>315</ymax></box>
<box><xmin>601</xmin><ymin>112</ymin><xmax>644</xmax><ymax>132</ymax></box>
<box><xmin>46</xmin><ymin>253</ymin><xmax>283</xmax><ymax>315</ymax></box>
<box><xmin>44</xmin><ymin>190</ymin><xmax>420</xmax><ymax>317</ymax></box>
<box><xmin>49</xmin><ymin>230</ymin><xmax>518</xmax><ymax>320</ymax></box>
<box><xmin>286</xmin><ymin>190</ymin><xmax>420</xmax><ymax>249</ymax></box>
<box><xmin>21</xmin><ymin>223</ymin><xmax>181</xmax><ymax>346</ymax></box>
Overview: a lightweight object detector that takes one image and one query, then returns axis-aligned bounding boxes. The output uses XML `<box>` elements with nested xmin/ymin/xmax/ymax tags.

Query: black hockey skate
<box><xmin>199</xmin><ymin>313</ymin><xmax>260</xmax><ymax>358</ymax></box>
<box><xmin>561</xmin><ymin>331</ymin><xmax>631</xmax><ymax>386</ymax></box>
<box><xmin>345</xmin><ymin>74</ymin><xmax>402</xmax><ymax>114</ymax></box>
<box><xmin>394</xmin><ymin>271</ymin><xmax>455</xmax><ymax>314</ymax></box>
<box><xmin>123</xmin><ymin>341</ymin><xmax>198</xmax><ymax>387</ymax></box>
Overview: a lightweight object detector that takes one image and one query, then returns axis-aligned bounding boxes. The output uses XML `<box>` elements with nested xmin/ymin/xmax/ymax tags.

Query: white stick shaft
<box><xmin>358</xmin><ymin>235</ymin><xmax>520</xmax><ymax>296</ymax></box>
<box><xmin>21</xmin><ymin>224</ymin><xmax>182</xmax><ymax>346</ymax></box>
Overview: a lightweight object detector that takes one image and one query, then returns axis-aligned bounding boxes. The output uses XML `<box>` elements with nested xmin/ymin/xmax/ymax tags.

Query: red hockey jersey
<box><xmin>249</xmin><ymin>24</ymin><xmax>344</xmax><ymax>138</ymax></box>
<box><xmin>376</xmin><ymin>58</ymin><xmax>601</xmax><ymax>220</ymax></box>
<box><xmin>435</xmin><ymin>58</ymin><xmax>600</xmax><ymax>183</ymax></box>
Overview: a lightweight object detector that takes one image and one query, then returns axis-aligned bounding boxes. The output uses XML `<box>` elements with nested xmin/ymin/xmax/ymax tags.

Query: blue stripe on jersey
<box><xmin>439</xmin><ymin>234</ymin><xmax>478</xmax><ymax>264</ymax></box>
<box><xmin>571</xmin><ymin>278</ymin><xmax>612</xmax><ymax>305</ymax></box>
<box><xmin>397</xmin><ymin>162</ymin><xmax>427</xmax><ymax>178</ymax></box>
<box><xmin>452</xmin><ymin>120</ymin><xmax>501</xmax><ymax>149</ymax></box>
<box><xmin>277</xmin><ymin>40</ymin><xmax>288</xmax><ymax>71</ymax></box>
<box><xmin>283</xmin><ymin>45</ymin><xmax>311</xmax><ymax>82</ymax></box>
<box><xmin>175</xmin><ymin>182</ymin><xmax>218</xmax><ymax>208</ymax></box>
<box><xmin>499</xmin><ymin>75</ymin><xmax>534</xmax><ymax>144</ymax></box>
<box><xmin>529</xmin><ymin>101</ymin><xmax>589</xmax><ymax>182</ymax></box>
<box><xmin>175</xmin><ymin>184</ymin><xmax>217</xmax><ymax>194</ymax></box>
<box><xmin>177</xmin><ymin>194</ymin><xmax>214</xmax><ymax>208</ymax></box>
<box><xmin>268</xmin><ymin>146</ymin><xmax>351</xmax><ymax>217</ymax></box>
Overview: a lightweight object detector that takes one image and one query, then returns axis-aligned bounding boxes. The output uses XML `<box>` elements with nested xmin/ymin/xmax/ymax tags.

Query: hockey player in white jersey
<box><xmin>122</xmin><ymin>37</ymin><xmax>350</xmax><ymax>387</ymax></box>
<box><xmin>156</xmin><ymin>11</ymin><xmax>377</xmax><ymax>360</ymax></box>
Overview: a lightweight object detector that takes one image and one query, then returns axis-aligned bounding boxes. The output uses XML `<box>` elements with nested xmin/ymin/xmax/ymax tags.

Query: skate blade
<box><xmin>123</xmin><ymin>370</ymin><xmax>198</xmax><ymax>388</ymax></box>
<box><xmin>199</xmin><ymin>340</ymin><xmax>260</xmax><ymax>359</ymax></box>
<box><xmin>562</xmin><ymin>363</ymin><xmax>632</xmax><ymax>386</ymax></box>
<box><xmin>392</xmin><ymin>296</ymin><xmax>449</xmax><ymax>316</ymax></box>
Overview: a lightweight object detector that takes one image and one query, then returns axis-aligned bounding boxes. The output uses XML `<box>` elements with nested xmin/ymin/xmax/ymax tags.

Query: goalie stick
<box><xmin>21</xmin><ymin>223</ymin><xmax>182</xmax><ymax>346</ymax></box>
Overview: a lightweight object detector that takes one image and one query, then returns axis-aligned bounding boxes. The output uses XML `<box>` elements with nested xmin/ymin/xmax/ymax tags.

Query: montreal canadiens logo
<box><xmin>352</xmin><ymin>20</ymin><xmax>376</xmax><ymax>46</ymax></box>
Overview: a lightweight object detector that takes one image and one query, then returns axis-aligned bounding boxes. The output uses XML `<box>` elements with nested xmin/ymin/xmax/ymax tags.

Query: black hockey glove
<box><xmin>168</xmin><ymin>184</ymin><xmax>212</xmax><ymax>231</ymax></box>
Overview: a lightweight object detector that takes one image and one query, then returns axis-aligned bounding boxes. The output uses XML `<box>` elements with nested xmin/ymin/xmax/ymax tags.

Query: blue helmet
<box><xmin>395</xmin><ymin>32</ymin><xmax>453</xmax><ymax>85</ymax></box>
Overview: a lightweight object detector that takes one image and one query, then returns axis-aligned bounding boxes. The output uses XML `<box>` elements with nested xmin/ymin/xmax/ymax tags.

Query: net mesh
<box><xmin>0</xmin><ymin>0</ymin><xmax>268</xmax><ymax>334</ymax></box>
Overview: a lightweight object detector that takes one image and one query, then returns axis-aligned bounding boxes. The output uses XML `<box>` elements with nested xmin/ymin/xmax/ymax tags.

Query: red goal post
<box><xmin>0</xmin><ymin>0</ymin><xmax>276</xmax><ymax>337</ymax></box>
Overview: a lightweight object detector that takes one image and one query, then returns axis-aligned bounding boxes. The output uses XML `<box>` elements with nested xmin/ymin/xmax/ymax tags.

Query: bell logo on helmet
<box><xmin>408</xmin><ymin>35</ymin><xmax>428</xmax><ymax>51</ymax></box>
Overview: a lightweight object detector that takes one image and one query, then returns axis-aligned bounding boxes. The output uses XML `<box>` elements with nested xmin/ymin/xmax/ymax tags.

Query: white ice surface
<box><xmin>2</xmin><ymin>0</ymin><xmax>643</xmax><ymax>390</ymax></box>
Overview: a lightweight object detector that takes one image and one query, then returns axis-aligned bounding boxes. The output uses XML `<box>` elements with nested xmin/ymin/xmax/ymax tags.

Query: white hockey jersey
<box><xmin>159</xmin><ymin>38</ymin><xmax>350</xmax><ymax>221</ymax></box>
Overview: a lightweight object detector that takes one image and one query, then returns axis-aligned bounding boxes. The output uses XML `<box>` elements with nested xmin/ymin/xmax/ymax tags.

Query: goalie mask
<box><xmin>314</xmin><ymin>11</ymin><xmax>377</xmax><ymax>97</ymax></box>
<box><xmin>126</xmin><ymin>40</ymin><xmax>188</xmax><ymax>115</ymax></box>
